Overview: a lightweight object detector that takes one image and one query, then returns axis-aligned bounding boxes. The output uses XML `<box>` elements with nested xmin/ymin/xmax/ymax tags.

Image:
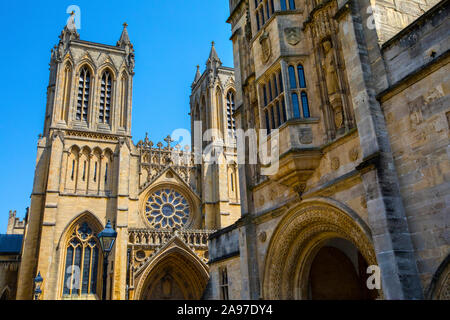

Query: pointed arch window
<box><xmin>99</xmin><ymin>71</ymin><xmax>112</xmax><ymax>124</ymax></box>
<box><xmin>61</xmin><ymin>63</ymin><xmax>72</xmax><ymax>122</ymax></box>
<box><xmin>62</xmin><ymin>221</ymin><xmax>100</xmax><ymax>297</ymax></box>
<box><xmin>297</xmin><ymin>65</ymin><xmax>306</xmax><ymax>88</ymax></box>
<box><xmin>260</xmin><ymin>68</ymin><xmax>285</xmax><ymax>130</ymax></box>
<box><xmin>287</xmin><ymin>63</ymin><xmax>311</xmax><ymax>120</ymax></box>
<box><xmin>280</xmin><ymin>0</ymin><xmax>287</xmax><ymax>10</ymax></box>
<box><xmin>288</xmin><ymin>66</ymin><xmax>297</xmax><ymax>89</ymax></box>
<box><xmin>301</xmin><ymin>92</ymin><xmax>310</xmax><ymax>118</ymax></box>
<box><xmin>226</xmin><ymin>91</ymin><xmax>236</xmax><ymax>131</ymax></box>
<box><xmin>289</xmin><ymin>0</ymin><xmax>296</xmax><ymax>10</ymax></box>
<box><xmin>76</xmin><ymin>67</ymin><xmax>91</xmax><ymax>121</ymax></box>
<box><xmin>292</xmin><ymin>93</ymin><xmax>300</xmax><ymax>118</ymax></box>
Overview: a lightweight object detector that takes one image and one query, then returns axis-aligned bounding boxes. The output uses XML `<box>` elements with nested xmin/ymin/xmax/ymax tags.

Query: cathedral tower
<box><xmin>16</xmin><ymin>21</ymin><xmax>135</xmax><ymax>299</ymax></box>
<box><xmin>190</xmin><ymin>42</ymin><xmax>241</xmax><ymax>229</ymax></box>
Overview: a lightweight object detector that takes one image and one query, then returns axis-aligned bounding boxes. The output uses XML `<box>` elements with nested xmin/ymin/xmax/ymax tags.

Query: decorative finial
<box><xmin>196</xmin><ymin>65</ymin><xmax>200</xmax><ymax>70</ymax></box>
<box><xmin>211</xmin><ymin>41</ymin><xmax>215</xmax><ymax>47</ymax></box>
<box><xmin>123</xmin><ymin>22</ymin><xmax>128</xmax><ymax>28</ymax></box>
<box><xmin>70</xmin><ymin>11</ymin><xmax>75</xmax><ymax>16</ymax></box>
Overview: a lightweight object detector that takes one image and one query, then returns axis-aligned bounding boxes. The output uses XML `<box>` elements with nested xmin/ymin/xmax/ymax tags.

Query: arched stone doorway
<box><xmin>262</xmin><ymin>199</ymin><xmax>380</xmax><ymax>300</ymax></box>
<box><xmin>308</xmin><ymin>238</ymin><xmax>377</xmax><ymax>300</ymax></box>
<box><xmin>134</xmin><ymin>237</ymin><xmax>209</xmax><ymax>300</ymax></box>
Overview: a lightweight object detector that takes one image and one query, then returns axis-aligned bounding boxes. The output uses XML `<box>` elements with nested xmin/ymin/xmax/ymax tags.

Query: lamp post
<box><xmin>97</xmin><ymin>220</ymin><xmax>117</xmax><ymax>300</ymax></box>
<box><xmin>34</xmin><ymin>271</ymin><xmax>43</xmax><ymax>300</ymax></box>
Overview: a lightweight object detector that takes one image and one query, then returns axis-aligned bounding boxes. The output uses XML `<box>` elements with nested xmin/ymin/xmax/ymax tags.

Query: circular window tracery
<box><xmin>145</xmin><ymin>188</ymin><xmax>190</xmax><ymax>229</ymax></box>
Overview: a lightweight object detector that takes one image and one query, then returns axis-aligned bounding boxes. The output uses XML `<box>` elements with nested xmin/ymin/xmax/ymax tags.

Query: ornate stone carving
<box><xmin>259</xmin><ymin>231</ymin><xmax>267</xmax><ymax>243</ymax></box>
<box><xmin>299</xmin><ymin>127</ymin><xmax>313</xmax><ymax>144</ymax></box>
<box><xmin>284</xmin><ymin>27</ymin><xmax>301</xmax><ymax>46</ymax></box>
<box><xmin>262</xmin><ymin>202</ymin><xmax>378</xmax><ymax>299</ymax></box>
<box><xmin>259</xmin><ymin>31</ymin><xmax>271</xmax><ymax>63</ymax></box>
<box><xmin>323</xmin><ymin>40</ymin><xmax>339</xmax><ymax>96</ymax></box>
<box><xmin>331</xmin><ymin>157</ymin><xmax>340</xmax><ymax>171</ymax></box>
<box><xmin>349</xmin><ymin>148</ymin><xmax>359</xmax><ymax>162</ymax></box>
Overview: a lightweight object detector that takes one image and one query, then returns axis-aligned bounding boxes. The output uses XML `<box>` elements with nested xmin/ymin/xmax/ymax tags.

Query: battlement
<box><xmin>7</xmin><ymin>210</ymin><xmax>26</xmax><ymax>235</ymax></box>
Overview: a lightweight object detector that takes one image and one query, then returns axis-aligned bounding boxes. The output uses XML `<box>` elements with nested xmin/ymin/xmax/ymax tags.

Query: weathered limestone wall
<box><xmin>381</xmin><ymin>1</ymin><xmax>450</xmax><ymax>86</ymax></box>
<box><xmin>370</xmin><ymin>0</ymin><xmax>442</xmax><ymax>44</ymax></box>
<box><xmin>381</xmin><ymin>63</ymin><xmax>450</xmax><ymax>289</ymax></box>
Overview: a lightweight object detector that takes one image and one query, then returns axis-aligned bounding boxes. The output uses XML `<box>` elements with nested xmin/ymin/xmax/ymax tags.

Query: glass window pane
<box><xmin>263</xmin><ymin>84</ymin><xmax>268</xmax><ymax>106</ymax></box>
<box><xmin>288</xmin><ymin>66</ymin><xmax>297</xmax><ymax>89</ymax></box>
<box><xmin>63</xmin><ymin>246</ymin><xmax>74</xmax><ymax>295</ymax></box>
<box><xmin>268</xmin><ymin>79</ymin><xmax>273</xmax><ymax>102</ymax></box>
<box><xmin>82</xmin><ymin>247</ymin><xmax>91</xmax><ymax>294</ymax></box>
<box><xmin>265</xmin><ymin>110</ymin><xmax>271</xmax><ymax>134</ymax></box>
<box><xmin>276</xmin><ymin>102</ymin><xmax>281</xmax><ymax>126</ymax></box>
<box><xmin>297</xmin><ymin>65</ymin><xmax>306</xmax><ymax>88</ymax></box>
<box><xmin>280</xmin><ymin>0</ymin><xmax>287</xmax><ymax>11</ymax></box>
<box><xmin>271</xmin><ymin>106</ymin><xmax>276</xmax><ymax>129</ymax></box>
<box><xmin>292</xmin><ymin>93</ymin><xmax>300</xmax><ymax>118</ymax></box>
<box><xmin>90</xmin><ymin>247</ymin><xmax>99</xmax><ymax>294</ymax></box>
<box><xmin>282</xmin><ymin>98</ymin><xmax>287</xmax><ymax>122</ymax></box>
<box><xmin>279</xmin><ymin>71</ymin><xmax>284</xmax><ymax>92</ymax></box>
<box><xmin>301</xmin><ymin>92</ymin><xmax>310</xmax><ymax>118</ymax></box>
<box><xmin>289</xmin><ymin>0</ymin><xmax>296</xmax><ymax>10</ymax></box>
<box><xmin>73</xmin><ymin>246</ymin><xmax>82</xmax><ymax>295</ymax></box>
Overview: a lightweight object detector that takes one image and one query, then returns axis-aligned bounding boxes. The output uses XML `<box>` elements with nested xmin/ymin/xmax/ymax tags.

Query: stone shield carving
<box><xmin>259</xmin><ymin>31</ymin><xmax>271</xmax><ymax>63</ymax></box>
<box><xmin>284</xmin><ymin>27</ymin><xmax>301</xmax><ymax>46</ymax></box>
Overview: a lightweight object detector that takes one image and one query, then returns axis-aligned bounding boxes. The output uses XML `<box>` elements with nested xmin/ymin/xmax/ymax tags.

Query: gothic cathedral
<box><xmin>0</xmin><ymin>0</ymin><xmax>449</xmax><ymax>301</ymax></box>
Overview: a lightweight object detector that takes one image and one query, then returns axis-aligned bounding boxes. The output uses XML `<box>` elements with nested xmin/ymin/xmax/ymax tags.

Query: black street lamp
<box><xmin>97</xmin><ymin>220</ymin><xmax>117</xmax><ymax>300</ymax></box>
<box><xmin>34</xmin><ymin>271</ymin><xmax>43</xmax><ymax>300</ymax></box>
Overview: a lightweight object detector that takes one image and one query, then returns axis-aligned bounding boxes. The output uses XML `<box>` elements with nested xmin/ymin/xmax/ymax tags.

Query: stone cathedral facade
<box><xmin>207</xmin><ymin>0</ymin><xmax>449</xmax><ymax>300</ymax></box>
<box><xmin>2</xmin><ymin>22</ymin><xmax>241</xmax><ymax>300</ymax></box>
<box><xmin>0</xmin><ymin>0</ymin><xmax>449</xmax><ymax>301</ymax></box>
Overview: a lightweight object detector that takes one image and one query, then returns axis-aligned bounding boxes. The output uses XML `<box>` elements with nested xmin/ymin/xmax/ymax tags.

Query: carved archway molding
<box><xmin>262</xmin><ymin>199</ymin><xmax>378</xmax><ymax>300</ymax></box>
<box><xmin>426</xmin><ymin>254</ymin><xmax>450</xmax><ymax>300</ymax></box>
<box><xmin>134</xmin><ymin>236</ymin><xmax>209</xmax><ymax>300</ymax></box>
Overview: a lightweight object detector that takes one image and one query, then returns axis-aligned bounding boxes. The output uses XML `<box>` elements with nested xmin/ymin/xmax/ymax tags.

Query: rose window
<box><xmin>145</xmin><ymin>189</ymin><xmax>190</xmax><ymax>229</ymax></box>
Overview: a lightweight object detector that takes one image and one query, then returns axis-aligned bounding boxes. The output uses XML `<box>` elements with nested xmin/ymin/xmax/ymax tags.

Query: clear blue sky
<box><xmin>0</xmin><ymin>0</ymin><xmax>234</xmax><ymax>232</ymax></box>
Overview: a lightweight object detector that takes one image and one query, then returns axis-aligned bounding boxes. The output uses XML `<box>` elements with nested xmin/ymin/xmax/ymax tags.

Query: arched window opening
<box><xmin>99</xmin><ymin>71</ymin><xmax>112</xmax><ymax>124</ymax></box>
<box><xmin>76</xmin><ymin>67</ymin><xmax>91</xmax><ymax>122</ymax></box>
<box><xmin>297</xmin><ymin>65</ymin><xmax>306</xmax><ymax>88</ymax></box>
<box><xmin>226</xmin><ymin>91</ymin><xmax>236</xmax><ymax>132</ymax></box>
<box><xmin>288</xmin><ymin>66</ymin><xmax>297</xmax><ymax>89</ymax></box>
<box><xmin>289</xmin><ymin>0</ymin><xmax>296</xmax><ymax>10</ymax></box>
<box><xmin>280</xmin><ymin>0</ymin><xmax>287</xmax><ymax>11</ymax></box>
<box><xmin>301</xmin><ymin>92</ymin><xmax>310</xmax><ymax>118</ymax></box>
<box><xmin>278</xmin><ymin>71</ymin><xmax>284</xmax><ymax>93</ymax></box>
<box><xmin>119</xmin><ymin>73</ymin><xmax>128</xmax><ymax>129</ymax></box>
<box><xmin>265</xmin><ymin>110</ymin><xmax>271</xmax><ymax>134</ymax></box>
<box><xmin>62</xmin><ymin>221</ymin><xmax>100</xmax><ymax>297</ymax></box>
<box><xmin>292</xmin><ymin>93</ymin><xmax>300</xmax><ymax>118</ymax></box>
<box><xmin>263</xmin><ymin>84</ymin><xmax>268</xmax><ymax>106</ymax></box>
<box><xmin>270</xmin><ymin>106</ymin><xmax>276</xmax><ymax>129</ymax></box>
<box><xmin>61</xmin><ymin>63</ymin><xmax>72</xmax><ymax>122</ymax></box>
<box><xmin>276</xmin><ymin>102</ymin><xmax>282</xmax><ymax>126</ymax></box>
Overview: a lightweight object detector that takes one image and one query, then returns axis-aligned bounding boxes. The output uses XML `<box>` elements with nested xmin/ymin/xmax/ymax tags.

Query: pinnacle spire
<box><xmin>193</xmin><ymin>65</ymin><xmax>202</xmax><ymax>84</ymax></box>
<box><xmin>117</xmin><ymin>22</ymin><xmax>131</xmax><ymax>48</ymax></box>
<box><xmin>208</xmin><ymin>41</ymin><xmax>221</xmax><ymax>62</ymax></box>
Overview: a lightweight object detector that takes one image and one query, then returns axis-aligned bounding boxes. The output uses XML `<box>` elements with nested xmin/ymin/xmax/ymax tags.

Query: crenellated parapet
<box><xmin>136</xmin><ymin>134</ymin><xmax>200</xmax><ymax>194</ymax></box>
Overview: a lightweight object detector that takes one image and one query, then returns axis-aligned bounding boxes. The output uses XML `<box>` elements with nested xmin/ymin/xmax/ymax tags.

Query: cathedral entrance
<box><xmin>134</xmin><ymin>237</ymin><xmax>209</xmax><ymax>300</ymax></box>
<box><xmin>307</xmin><ymin>238</ymin><xmax>377</xmax><ymax>300</ymax></box>
<box><xmin>262</xmin><ymin>201</ymin><xmax>381</xmax><ymax>299</ymax></box>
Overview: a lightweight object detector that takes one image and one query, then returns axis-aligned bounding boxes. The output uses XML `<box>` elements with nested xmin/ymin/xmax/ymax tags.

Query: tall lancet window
<box><xmin>61</xmin><ymin>63</ymin><xmax>72</xmax><ymax>122</ymax></box>
<box><xmin>119</xmin><ymin>72</ymin><xmax>128</xmax><ymax>129</ymax></box>
<box><xmin>76</xmin><ymin>67</ymin><xmax>91</xmax><ymax>121</ymax></box>
<box><xmin>99</xmin><ymin>71</ymin><xmax>112</xmax><ymax>124</ymax></box>
<box><xmin>226</xmin><ymin>91</ymin><xmax>236</xmax><ymax>132</ymax></box>
<box><xmin>62</xmin><ymin>221</ymin><xmax>100</xmax><ymax>297</ymax></box>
